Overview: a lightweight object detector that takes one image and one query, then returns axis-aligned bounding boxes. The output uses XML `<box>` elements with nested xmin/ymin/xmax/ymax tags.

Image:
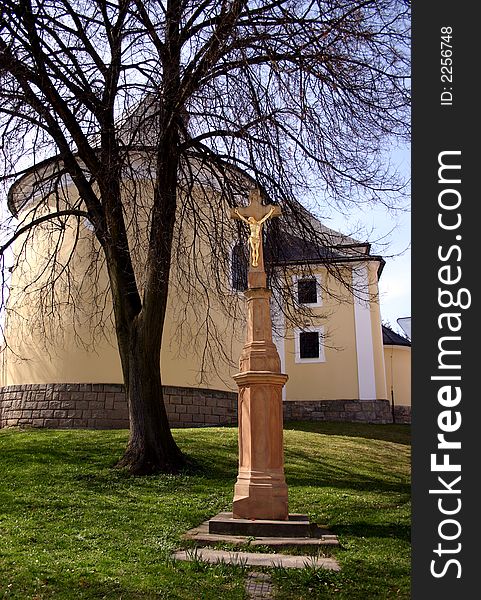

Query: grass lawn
<box><xmin>0</xmin><ymin>422</ymin><xmax>410</xmax><ymax>599</ymax></box>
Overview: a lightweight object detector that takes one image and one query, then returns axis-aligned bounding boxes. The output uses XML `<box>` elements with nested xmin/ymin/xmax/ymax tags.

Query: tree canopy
<box><xmin>0</xmin><ymin>0</ymin><xmax>410</xmax><ymax>473</ymax></box>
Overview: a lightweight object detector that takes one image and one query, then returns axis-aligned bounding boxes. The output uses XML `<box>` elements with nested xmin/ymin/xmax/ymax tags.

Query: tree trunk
<box><xmin>113</xmin><ymin>141</ymin><xmax>184</xmax><ymax>474</ymax></box>
<box><xmin>111</xmin><ymin>44</ymin><xmax>183</xmax><ymax>474</ymax></box>
<box><xmin>115</xmin><ymin>313</ymin><xmax>185</xmax><ymax>475</ymax></box>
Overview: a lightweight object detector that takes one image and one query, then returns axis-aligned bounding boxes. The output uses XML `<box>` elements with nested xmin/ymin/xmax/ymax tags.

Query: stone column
<box><xmin>232</xmin><ymin>204</ymin><xmax>289</xmax><ymax>521</ymax></box>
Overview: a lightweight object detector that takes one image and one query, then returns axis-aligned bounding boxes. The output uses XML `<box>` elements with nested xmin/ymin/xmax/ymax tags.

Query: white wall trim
<box><xmin>353</xmin><ymin>266</ymin><xmax>377</xmax><ymax>400</ymax></box>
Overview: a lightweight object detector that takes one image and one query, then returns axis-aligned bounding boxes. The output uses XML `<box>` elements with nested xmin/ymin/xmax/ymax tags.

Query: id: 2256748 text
<box><xmin>440</xmin><ymin>26</ymin><xmax>453</xmax><ymax>107</ymax></box>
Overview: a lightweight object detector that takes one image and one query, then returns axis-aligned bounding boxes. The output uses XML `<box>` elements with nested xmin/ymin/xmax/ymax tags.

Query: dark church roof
<box><xmin>382</xmin><ymin>325</ymin><xmax>411</xmax><ymax>347</ymax></box>
<box><xmin>264</xmin><ymin>230</ymin><xmax>385</xmax><ymax>276</ymax></box>
<box><xmin>265</xmin><ymin>231</ymin><xmax>343</xmax><ymax>263</ymax></box>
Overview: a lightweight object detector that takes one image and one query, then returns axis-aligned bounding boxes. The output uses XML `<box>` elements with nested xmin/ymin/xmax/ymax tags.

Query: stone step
<box><xmin>172</xmin><ymin>548</ymin><xmax>341</xmax><ymax>570</ymax></box>
<box><xmin>182</xmin><ymin>519</ymin><xmax>339</xmax><ymax>548</ymax></box>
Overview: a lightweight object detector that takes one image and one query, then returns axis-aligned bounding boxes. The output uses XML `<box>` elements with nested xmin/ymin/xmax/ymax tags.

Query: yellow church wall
<box><xmin>282</xmin><ymin>268</ymin><xmax>360</xmax><ymax>401</ymax></box>
<box><xmin>384</xmin><ymin>345</ymin><xmax>411</xmax><ymax>406</ymax></box>
<box><xmin>2</xmin><ymin>182</ymin><xmax>246</xmax><ymax>391</ymax></box>
<box><xmin>2</xmin><ymin>283</ymin><xmax>244</xmax><ymax>392</ymax></box>
<box><xmin>282</xmin><ymin>263</ymin><xmax>388</xmax><ymax>402</ymax></box>
<box><xmin>2</xmin><ymin>333</ymin><xmax>123</xmax><ymax>386</ymax></box>
<box><xmin>156</xmin><ymin>271</ymin><xmax>245</xmax><ymax>392</ymax></box>
<box><xmin>2</xmin><ymin>174</ymin><xmax>388</xmax><ymax>405</ymax></box>
<box><xmin>2</xmin><ymin>207</ymin><xmax>124</xmax><ymax>386</ymax></box>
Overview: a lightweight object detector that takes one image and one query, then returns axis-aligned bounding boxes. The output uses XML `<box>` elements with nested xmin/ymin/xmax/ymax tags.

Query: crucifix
<box><xmin>226</xmin><ymin>188</ymin><xmax>289</xmax><ymax>521</ymax></box>
<box><xmin>207</xmin><ymin>187</ymin><xmax>336</xmax><ymax>537</ymax></box>
<box><xmin>231</xmin><ymin>189</ymin><xmax>281</xmax><ymax>273</ymax></box>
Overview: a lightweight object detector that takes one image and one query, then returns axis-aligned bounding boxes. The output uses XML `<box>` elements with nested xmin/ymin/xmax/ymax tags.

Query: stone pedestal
<box><xmin>232</xmin><ymin>370</ymin><xmax>288</xmax><ymax>520</ymax></box>
<box><xmin>209</xmin><ymin>513</ymin><xmax>317</xmax><ymax>537</ymax></box>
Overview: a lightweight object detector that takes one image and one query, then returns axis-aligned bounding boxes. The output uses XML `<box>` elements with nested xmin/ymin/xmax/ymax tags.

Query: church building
<box><xmin>0</xmin><ymin>152</ymin><xmax>411</xmax><ymax>429</ymax></box>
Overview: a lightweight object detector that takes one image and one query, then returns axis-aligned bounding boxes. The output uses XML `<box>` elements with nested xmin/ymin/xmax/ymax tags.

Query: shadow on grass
<box><xmin>179</xmin><ymin>447</ymin><xmax>389</xmax><ymax>493</ymax></box>
<box><xmin>4</xmin><ymin>579</ymin><xmax>144</xmax><ymax>600</ymax></box>
<box><xmin>334</xmin><ymin>521</ymin><xmax>411</xmax><ymax>543</ymax></box>
<box><xmin>283</xmin><ymin>446</ymin><xmax>410</xmax><ymax>493</ymax></box>
<box><xmin>1</xmin><ymin>428</ymin><xmax>409</xmax><ymax>498</ymax></box>
<box><xmin>0</xmin><ymin>428</ymin><xmax>128</xmax><ymax>468</ymax></box>
<box><xmin>284</xmin><ymin>421</ymin><xmax>411</xmax><ymax>445</ymax></box>
<box><xmin>1</xmin><ymin>425</ymin><xmax>410</xmax><ymax>504</ymax></box>
<box><xmin>3</xmin><ymin>574</ymin><xmax>236</xmax><ymax>600</ymax></box>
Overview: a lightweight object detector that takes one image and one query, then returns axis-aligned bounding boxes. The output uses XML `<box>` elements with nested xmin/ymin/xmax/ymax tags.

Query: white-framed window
<box><xmin>292</xmin><ymin>274</ymin><xmax>322</xmax><ymax>307</ymax></box>
<box><xmin>294</xmin><ymin>326</ymin><xmax>325</xmax><ymax>363</ymax></box>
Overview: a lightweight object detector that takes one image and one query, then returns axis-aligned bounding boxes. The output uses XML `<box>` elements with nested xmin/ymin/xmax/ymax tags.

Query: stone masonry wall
<box><xmin>393</xmin><ymin>405</ymin><xmax>411</xmax><ymax>424</ymax></box>
<box><xmin>0</xmin><ymin>384</ymin><xmax>408</xmax><ymax>428</ymax></box>
<box><xmin>0</xmin><ymin>384</ymin><xmax>238</xmax><ymax>429</ymax></box>
<box><xmin>283</xmin><ymin>399</ymin><xmax>395</xmax><ymax>424</ymax></box>
<box><xmin>0</xmin><ymin>384</ymin><xmax>130</xmax><ymax>429</ymax></box>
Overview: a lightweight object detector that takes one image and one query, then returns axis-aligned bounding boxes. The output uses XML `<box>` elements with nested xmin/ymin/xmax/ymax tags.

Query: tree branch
<box><xmin>1</xmin><ymin>209</ymin><xmax>90</xmax><ymax>256</ymax></box>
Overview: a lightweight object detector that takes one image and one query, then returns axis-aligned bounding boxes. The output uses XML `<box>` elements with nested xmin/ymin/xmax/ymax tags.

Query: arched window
<box><xmin>231</xmin><ymin>243</ymin><xmax>248</xmax><ymax>292</ymax></box>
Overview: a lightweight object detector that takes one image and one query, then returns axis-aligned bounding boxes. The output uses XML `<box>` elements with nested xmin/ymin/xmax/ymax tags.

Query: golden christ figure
<box><xmin>233</xmin><ymin>207</ymin><xmax>275</xmax><ymax>267</ymax></box>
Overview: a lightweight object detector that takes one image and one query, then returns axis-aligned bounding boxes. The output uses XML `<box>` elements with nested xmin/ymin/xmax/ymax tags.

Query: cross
<box><xmin>231</xmin><ymin>189</ymin><xmax>282</xmax><ymax>222</ymax></box>
<box><xmin>230</xmin><ymin>189</ymin><xmax>282</xmax><ymax>269</ymax></box>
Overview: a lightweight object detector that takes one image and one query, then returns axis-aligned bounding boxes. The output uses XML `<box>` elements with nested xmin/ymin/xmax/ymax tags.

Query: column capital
<box><xmin>233</xmin><ymin>371</ymin><xmax>288</xmax><ymax>386</ymax></box>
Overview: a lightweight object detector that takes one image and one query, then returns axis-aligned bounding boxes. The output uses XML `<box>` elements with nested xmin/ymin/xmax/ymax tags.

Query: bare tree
<box><xmin>0</xmin><ymin>0</ymin><xmax>410</xmax><ymax>474</ymax></box>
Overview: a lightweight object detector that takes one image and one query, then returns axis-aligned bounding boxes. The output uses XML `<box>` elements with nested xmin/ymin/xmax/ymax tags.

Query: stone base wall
<box><xmin>0</xmin><ymin>384</ymin><xmax>407</xmax><ymax>428</ymax></box>
<box><xmin>283</xmin><ymin>399</ymin><xmax>395</xmax><ymax>424</ymax></box>
<box><xmin>163</xmin><ymin>386</ymin><xmax>238</xmax><ymax>427</ymax></box>
<box><xmin>0</xmin><ymin>384</ymin><xmax>238</xmax><ymax>429</ymax></box>
<box><xmin>0</xmin><ymin>384</ymin><xmax>129</xmax><ymax>429</ymax></box>
<box><xmin>393</xmin><ymin>405</ymin><xmax>411</xmax><ymax>424</ymax></box>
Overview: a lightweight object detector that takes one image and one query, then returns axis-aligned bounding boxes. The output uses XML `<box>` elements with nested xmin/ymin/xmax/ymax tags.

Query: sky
<box><xmin>325</xmin><ymin>144</ymin><xmax>411</xmax><ymax>335</ymax></box>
